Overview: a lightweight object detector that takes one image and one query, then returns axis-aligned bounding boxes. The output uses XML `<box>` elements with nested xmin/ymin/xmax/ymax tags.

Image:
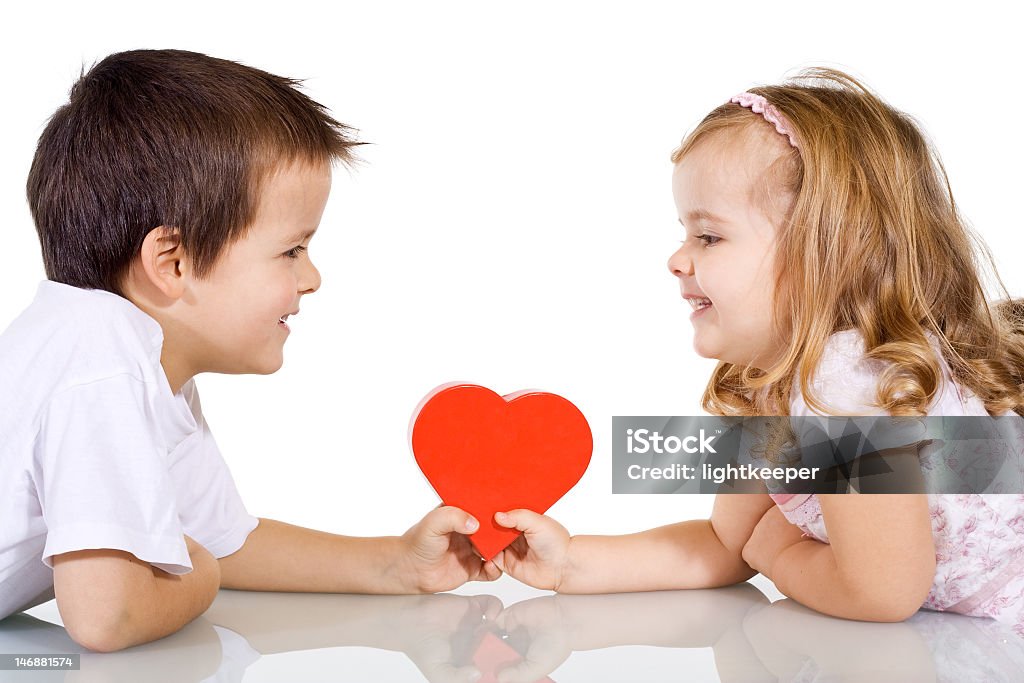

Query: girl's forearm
<box><xmin>770</xmin><ymin>540</ymin><xmax>914</xmax><ymax>622</ymax></box>
<box><xmin>559</xmin><ymin>520</ymin><xmax>757</xmax><ymax>594</ymax></box>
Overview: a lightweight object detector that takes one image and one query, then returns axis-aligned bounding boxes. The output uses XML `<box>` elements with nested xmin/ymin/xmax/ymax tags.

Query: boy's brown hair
<box><xmin>26</xmin><ymin>49</ymin><xmax>359</xmax><ymax>296</ymax></box>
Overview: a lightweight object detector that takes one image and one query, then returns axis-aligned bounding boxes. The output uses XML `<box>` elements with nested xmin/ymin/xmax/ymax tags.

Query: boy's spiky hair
<box><xmin>27</xmin><ymin>49</ymin><xmax>360</xmax><ymax>296</ymax></box>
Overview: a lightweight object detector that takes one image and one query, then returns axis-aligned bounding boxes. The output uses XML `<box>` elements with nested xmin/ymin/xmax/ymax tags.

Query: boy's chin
<box><xmin>230</xmin><ymin>353</ymin><xmax>285</xmax><ymax>376</ymax></box>
<box><xmin>261</xmin><ymin>354</ymin><xmax>286</xmax><ymax>375</ymax></box>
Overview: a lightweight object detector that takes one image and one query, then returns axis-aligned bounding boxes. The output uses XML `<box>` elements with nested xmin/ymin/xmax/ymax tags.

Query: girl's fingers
<box><xmin>494</xmin><ymin>508</ymin><xmax>545</xmax><ymax>533</ymax></box>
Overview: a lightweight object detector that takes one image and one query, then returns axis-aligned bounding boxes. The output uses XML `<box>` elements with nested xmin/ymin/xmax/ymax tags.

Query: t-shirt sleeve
<box><xmin>36</xmin><ymin>375</ymin><xmax>192</xmax><ymax>574</ymax></box>
<box><xmin>167</xmin><ymin>381</ymin><xmax>259</xmax><ymax>559</ymax></box>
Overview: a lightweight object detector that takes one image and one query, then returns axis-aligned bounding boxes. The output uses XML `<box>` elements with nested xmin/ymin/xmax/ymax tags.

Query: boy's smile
<box><xmin>123</xmin><ymin>160</ymin><xmax>331</xmax><ymax>394</ymax></box>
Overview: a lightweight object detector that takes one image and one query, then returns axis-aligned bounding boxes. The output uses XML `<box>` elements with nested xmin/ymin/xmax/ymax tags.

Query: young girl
<box><xmin>492</xmin><ymin>68</ymin><xmax>1024</xmax><ymax>631</ymax></box>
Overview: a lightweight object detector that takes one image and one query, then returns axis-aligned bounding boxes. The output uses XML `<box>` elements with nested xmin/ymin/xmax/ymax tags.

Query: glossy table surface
<box><xmin>2</xmin><ymin>574</ymin><xmax>1023</xmax><ymax>682</ymax></box>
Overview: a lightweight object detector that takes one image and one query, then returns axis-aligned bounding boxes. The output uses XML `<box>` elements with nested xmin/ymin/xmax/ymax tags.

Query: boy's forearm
<box><xmin>770</xmin><ymin>540</ymin><xmax>915</xmax><ymax>622</ymax></box>
<box><xmin>559</xmin><ymin>519</ymin><xmax>756</xmax><ymax>594</ymax></box>
<box><xmin>112</xmin><ymin>538</ymin><xmax>221</xmax><ymax>651</ymax></box>
<box><xmin>218</xmin><ymin>518</ymin><xmax>414</xmax><ymax>594</ymax></box>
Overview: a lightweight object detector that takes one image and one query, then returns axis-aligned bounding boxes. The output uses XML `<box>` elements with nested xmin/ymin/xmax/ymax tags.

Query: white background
<box><xmin>2</xmin><ymin>1</ymin><xmax>1022</xmax><ymax>541</ymax></box>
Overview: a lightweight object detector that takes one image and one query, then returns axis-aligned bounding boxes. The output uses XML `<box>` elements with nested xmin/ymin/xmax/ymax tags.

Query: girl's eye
<box><xmin>284</xmin><ymin>245</ymin><xmax>306</xmax><ymax>259</ymax></box>
<box><xmin>681</xmin><ymin>234</ymin><xmax>721</xmax><ymax>247</ymax></box>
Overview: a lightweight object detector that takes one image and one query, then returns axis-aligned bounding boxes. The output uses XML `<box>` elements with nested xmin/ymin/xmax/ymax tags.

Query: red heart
<box><xmin>410</xmin><ymin>383</ymin><xmax>593</xmax><ymax>561</ymax></box>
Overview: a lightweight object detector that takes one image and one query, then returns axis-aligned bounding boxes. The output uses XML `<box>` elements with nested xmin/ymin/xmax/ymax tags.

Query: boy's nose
<box><xmin>667</xmin><ymin>244</ymin><xmax>693</xmax><ymax>278</ymax></box>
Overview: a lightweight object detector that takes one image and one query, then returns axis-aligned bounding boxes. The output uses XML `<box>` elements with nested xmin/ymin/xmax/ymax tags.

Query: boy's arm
<box><xmin>217</xmin><ymin>518</ymin><xmax>414</xmax><ymax>594</ymax></box>
<box><xmin>558</xmin><ymin>491</ymin><xmax>776</xmax><ymax>593</ymax></box>
<box><xmin>53</xmin><ymin>534</ymin><xmax>221</xmax><ymax>652</ymax></box>
<box><xmin>766</xmin><ymin>492</ymin><xmax>935</xmax><ymax>622</ymax></box>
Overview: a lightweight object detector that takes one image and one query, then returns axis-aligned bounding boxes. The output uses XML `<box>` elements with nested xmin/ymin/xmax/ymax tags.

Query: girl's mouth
<box><xmin>686</xmin><ymin>297</ymin><xmax>713</xmax><ymax>321</ymax></box>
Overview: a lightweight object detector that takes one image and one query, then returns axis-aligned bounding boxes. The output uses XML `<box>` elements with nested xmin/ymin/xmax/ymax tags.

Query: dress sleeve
<box><xmin>788</xmin><ymin>334</ymin><xmax>933</xmax><ymax>482</ymax></box>
<box><xmin>36</xmin><ymin>375</ymin><xmax>192</xmax><ymax>574</ymax></box>
<box><xmin>166</xmin><ymin>380</ymin><xmax>259</xmax><ymax>559</ymax></box>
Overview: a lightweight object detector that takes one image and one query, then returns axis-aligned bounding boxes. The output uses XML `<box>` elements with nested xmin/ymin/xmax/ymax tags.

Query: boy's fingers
<box><xmin>428</xmin><ymin>506</ymin><xmax>479</xmax><ymax>535</ymax></box>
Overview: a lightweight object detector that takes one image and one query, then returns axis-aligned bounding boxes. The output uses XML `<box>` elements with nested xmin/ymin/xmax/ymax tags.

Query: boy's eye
<box><xmin>284</xmin><ymin>245</ymin><xmax>307</xmax><ymax>259</ymax></box>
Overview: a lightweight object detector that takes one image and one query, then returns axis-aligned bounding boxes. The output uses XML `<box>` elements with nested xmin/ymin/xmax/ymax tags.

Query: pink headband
<box><xmin>729</xmin><ymin>92</ymin><xmax>799</xmax><ymax>149</ymax></box>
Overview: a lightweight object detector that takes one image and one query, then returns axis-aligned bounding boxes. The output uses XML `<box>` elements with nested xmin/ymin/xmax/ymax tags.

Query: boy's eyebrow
<box><xmin>281</xmin><ymin>228</ymin><xmax>317</xmax><ymax>244</ymax></box>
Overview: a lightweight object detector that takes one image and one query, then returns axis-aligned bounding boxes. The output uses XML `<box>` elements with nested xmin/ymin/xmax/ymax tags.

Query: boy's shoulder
<box><xmin>0</xmin><ymin>280</ymin><xmax>166</xmax><ymax>400</ymax></box>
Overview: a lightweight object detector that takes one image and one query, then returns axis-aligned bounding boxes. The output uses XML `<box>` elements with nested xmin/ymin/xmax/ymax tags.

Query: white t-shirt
<box><xmin>0</xmin><ymin>280</ymin><xmax>259</xmax><ymax>621</ymax></box>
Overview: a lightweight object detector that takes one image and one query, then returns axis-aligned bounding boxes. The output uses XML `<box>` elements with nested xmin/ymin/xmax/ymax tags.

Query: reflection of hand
<box><xmin>741</xmin><ymin>506</ymin><xmax>810</xmax><ymax>580</ymax></box>
<box><xmin>492</xmin><ymin>510</ymin><xmax>571</xmax><ymax>591</ymax></box>
<box><xmin>492</xmin><ymin>596</ymin><xmax>570</xmax><ymax>683</ymax></box>
<box><xmin>400</xmin><ymin>506</ymin><xmax>503</xmax><ymax>593</ymax></box>
<box><xmin>489</xmin><ymin>588</ymin><xmax>775</xmax><ymax>683</ymax></box>
<box><xmin>399</xmin><ymin>593</ymin><xmax>505</xmax><ymax>683</ymax></box>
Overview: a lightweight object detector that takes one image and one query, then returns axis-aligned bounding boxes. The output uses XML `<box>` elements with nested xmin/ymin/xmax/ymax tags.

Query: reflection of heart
<box><xmin>472</xmin><ymin>630</ymin><xmax>556</xmax><ymax>683</ymax></box>
<box><xmin>410</xmin><ymin>383</ymin><xmax>593</xmax><ymax>561</ymax></box>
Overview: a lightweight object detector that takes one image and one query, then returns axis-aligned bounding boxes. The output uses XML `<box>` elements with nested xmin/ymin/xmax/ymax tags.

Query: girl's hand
<box><xmin>741</xmin><ymin>505</ymin><xmax>811</xmax><ymax>580</ymax></box>
<box><xmin>399</xmin><ymin>506</ymin><xmax>503</xmax><ymax>593</ymax></box>
<box><xmin>492</xmin><ymin>509</ymin><xmax>572</xmax><ymax>591</ymax></box>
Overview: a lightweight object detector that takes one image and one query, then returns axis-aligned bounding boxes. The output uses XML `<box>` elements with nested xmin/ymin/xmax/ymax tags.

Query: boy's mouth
<box><xmin>278</xmin><ymin>310</ymin><xmax>298</xmax><ymax>331</ymax></box>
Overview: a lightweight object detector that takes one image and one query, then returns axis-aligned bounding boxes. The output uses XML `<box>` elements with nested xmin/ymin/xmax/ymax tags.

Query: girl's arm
<box><xmin>495</xmin><ymin>489</ymin><xmax>776</xmax><ymax>593</ymax></box>
<box><xmin>766</xmin><ymin>490</ymin><xmax>935</xmax><ymax>622</ymax></box>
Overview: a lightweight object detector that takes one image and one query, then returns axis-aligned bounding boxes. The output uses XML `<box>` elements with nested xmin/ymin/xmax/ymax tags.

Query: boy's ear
<box><xmin>138</xmin><ymin>225</ymin><xmax>189</xmax><ymax>299</ymax></box>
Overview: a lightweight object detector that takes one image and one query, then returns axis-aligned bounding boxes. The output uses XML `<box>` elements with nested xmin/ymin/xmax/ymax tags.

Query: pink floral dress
<box><xmin>771</xmin><ymin>330</ymin><xmax>1024</xmax><ymax>635</ymax></box>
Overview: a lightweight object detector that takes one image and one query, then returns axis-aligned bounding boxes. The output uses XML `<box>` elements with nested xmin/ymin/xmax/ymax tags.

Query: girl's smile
<box><xmin>668</xmin><ymin>127</ymin><xmax>792</xmax><ymax>371</ymax></box>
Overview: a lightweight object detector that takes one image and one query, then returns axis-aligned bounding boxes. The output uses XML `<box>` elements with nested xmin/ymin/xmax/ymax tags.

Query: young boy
<box><xmin>0</xmin><ymin>49</ymin><xmax>500</xmax><ymax>653</ymax></box>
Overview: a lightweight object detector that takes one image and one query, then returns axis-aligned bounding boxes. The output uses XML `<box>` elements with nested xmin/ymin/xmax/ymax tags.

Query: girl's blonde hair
<box><xmin>671</xmin><ymin>67</ymin><xmax>1024</xmax><ymax>418</ymax></box>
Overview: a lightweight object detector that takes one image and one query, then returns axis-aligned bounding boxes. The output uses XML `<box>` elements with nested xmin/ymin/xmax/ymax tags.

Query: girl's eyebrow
<box><xmin>684</xmin><ymin>208</ymin><xmax>729</xmax><ymax>225</ymax></box>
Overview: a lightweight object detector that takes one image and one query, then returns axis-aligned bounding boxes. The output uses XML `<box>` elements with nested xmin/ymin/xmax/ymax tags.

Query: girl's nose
<box><xmin>667</xmin><ymin>244</ymin><xmax>693</xmax><ymax>278</ymax></box>
<box><xmin>301</xmin><ymin>257</ymin><xmax>321</xmax><ymax>294</ymax></box>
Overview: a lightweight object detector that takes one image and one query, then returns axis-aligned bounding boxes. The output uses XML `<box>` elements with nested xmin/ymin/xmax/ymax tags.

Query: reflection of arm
<box><xmin>561</xmin><ymin>489</ymin><xmax>774</xmax><ymax>593</ymax></box>
<box><xmin>499</xmin><ymin>589</ymin><xmax>776</xmax><ymax>683</ymax></box>
<box><xmin>771</xmin><ymin>491</ymin><xmax>934</xmax><ymax>622</ymax></box>
<box><xmin>204</xmin><ymin>592</ymin><xmax>421</xmax><ymax>654</ymax></box>
<box><xmin>554</xmin><ymin>585</ymin><xmax>769</xmax><ymax>650</ymax></box>
<box><xmin>743</xmin><ymin>599</ymin><xmax>936</xmax><ymax>681</ymax></box>
<box><xmin>204</xmin><ymin>591</ymin><xmax>497</xmax><ymax>658</ymax></box>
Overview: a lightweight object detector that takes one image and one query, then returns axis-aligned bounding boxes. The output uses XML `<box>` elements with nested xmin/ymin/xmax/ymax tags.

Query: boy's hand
<box><xmin>741</xmin><ymin>505</ymin><xmax>810</xmax><ymax>580</ymax></box>
<box><xmin>491</xmin><ymin>509</ymin><xmax>571</xmax><ymax>591</ymax></box>
<box><xmin>399</xmin><ymin>506</ymin><xmax>502</xmax><ymax>593</ymax></box>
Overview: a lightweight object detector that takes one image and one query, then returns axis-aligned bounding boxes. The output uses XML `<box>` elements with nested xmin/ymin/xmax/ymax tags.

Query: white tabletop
<box><xmin>2</xmin><ymin>574</ymin><xmax>1023</xmax><ymax>682</ymax></box>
